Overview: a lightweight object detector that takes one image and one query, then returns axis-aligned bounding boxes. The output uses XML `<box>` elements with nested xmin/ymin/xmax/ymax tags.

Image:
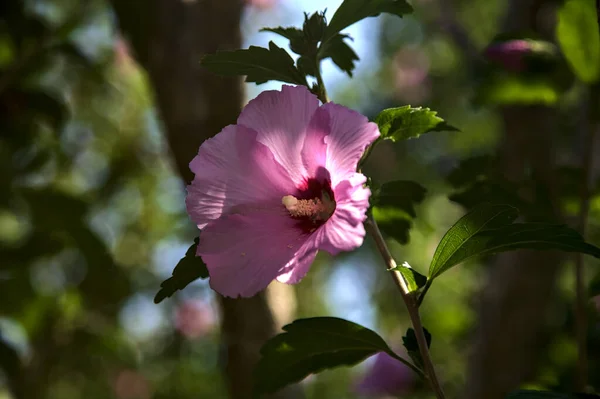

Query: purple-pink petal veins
<box><xmin>185</xmin><ymin>85</ymin><xmax>380</xmax><ymax>297</ymax></box>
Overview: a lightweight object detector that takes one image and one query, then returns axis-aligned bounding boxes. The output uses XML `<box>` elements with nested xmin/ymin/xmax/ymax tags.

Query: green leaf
<box><xmin>506</xmin><ymin>390</ymin><xmax>600</xmax><ymax>398</ymax></box>
<box><xmin>200</xmin><ymin>41</ymin><xmax>306</xmax><ymax>85</ymax></box>
<box><xmin>260</xmin><ymin>27</ymin><xmax>307</xmax><ymax>55</ymax></box>
<box><xmin>318</xmin><ymin>34</ymin><xmax>359</xmax><ymax>76</ymax></box>
<box><xmin>374</xmin><ymin>106</ymin><xmax>458</xmax><ymax>142</ymax></box>
<box><xmin>154</xmin><ymin>238</ymin><xmax>209</xmax><ymax>304</ymax></box>
<box><xmin>254</xmin><ymin>317</ymin><xmax>419</xmax><ymax>394</ymax></box>
<box><xmin>303</xmin><ymin>11</ymin><xmax>327</xmax><ymax>43</ymax></box>
<box><xmin>428</xmin><ymin>203</ymin><xmax>600</xmax><ymax>280</ymax></box>
<box><xmin>389</xmin><ymin>262</ymin><xmax>427</xmax><ymax>293</ymax></box>
<box><xmin>324</xmin><ymin>0</ymin><xmax>413</xmax><ymax>43</ymax></box>
<box><xmin>261</xmin><ymin>27</ymin><xmax>304</xmax><ymax>41</ymax></box>
<box><xmin>474</xmin><ymin>74</ymin><xmax>562</xmax><ymax>105</ymax></box>
<box><xmin>402</xmin><ymin>327</ymin><xmax>431</xmax><ymax>370</ymax></box>
<box><xmin>372</xmin><ymin>181</ymin><xmax>427</xmax><ymax>244</ymax></box>
<box><xmin>556</xmin><ymin>0</ymin><xmax>600</xmax><ymax>83</ymax></box>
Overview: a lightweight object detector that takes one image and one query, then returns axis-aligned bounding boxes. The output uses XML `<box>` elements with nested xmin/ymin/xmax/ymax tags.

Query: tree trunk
<box><xmin>465</xmin><ymin>2</ymin><xmax>565</xmax><ymax>398</ymax></box>
<box><xmin>110</xmin><ymin>1</ymin><xmax>301</xmax><ymax>397</ymax></box>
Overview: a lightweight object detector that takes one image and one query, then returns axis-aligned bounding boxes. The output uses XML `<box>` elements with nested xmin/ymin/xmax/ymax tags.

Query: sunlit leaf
<box><xmin>556</xmin><ymin>0</ymin><xmax>600</xmax><ymax>83</ymax></box>
<box><xmin>389</xmin><ymin>262</ymin><xmax>427</xmax><ymax>293</ymax></box>
<box><xmin>428</xmin><ymin>203</ymin><xmax>600</xmax><ymax>280</ymax></box>
<box><xmin>154</xmin><ymin>238</ymin><xmax>209</xmax><ymax>304</ymax></box>
<box><xmin>254</xmin><ymin>317</ymin><xmax>419</xmax><ymax>394</ymax></box>
<box><xmin>402</xmin><ymin>327</ymin><xmax>431</xmax><ymax>370</ymax></box>
<box><xmin>374</xmin><ymin>106</ymin><xmax>458</xmax><ymax>142</ymax></box>
<box><xmin>200</xmin><ymin>41</ymin><xmax>306</xmax><ymax>85</ymax></box>
<box><xmin>324</xmin><ymin>0</ymin><xmax>412</xmax><ymax>43</ymax></box>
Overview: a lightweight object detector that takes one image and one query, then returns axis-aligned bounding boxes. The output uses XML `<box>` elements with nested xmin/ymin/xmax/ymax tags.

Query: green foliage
<box><xmin>477</xmin><ymin>37</ymin><xmax>571</xmax><ymax>105</ymax></box>
<box><xmin>556</xmin><ymin>0</ymin><xmax>600</xmax><ymax>83</ymax></box>
<box><xmin>154</xmin><ymin>238</ymin><xmax>209</xmax><ymax>304</ymax></box>
<box><xmin>319</xmin><ymin>34</ymin><xmax>359</xmax><ymax>76</ymax></box>
<box><xmin>374</xmin><ymin>106</ymin><xmax>458</xmax><ymax>142</ymax></box>
<box><xmin>323</xmin><ymin>0</ymin><xmax>413</xmax><ymax>43</ymax></box>
<box><xmin>402</xmin><ymin>327</ymin><xmax>432</xmax><ymax>370</ymax></box>
<box><xmin>389</xmin><ymin>262</ymin><xmax>427</xmax><ymax>293</ymax></box>
<box><xmin>371</xmin><ymin>180</ymin><xmax>427</xmax><ymax>244</ymax></box>
<box><xmin>474</xmin><ymin>74</ymin><xmax>563</xmax><ymax>105</ymax></box>
<box><xmin>506</xmin><ymin>390</ymin><xmax>600</xmax><ymax>398</ymax></box>
<box><xmin>254</xmin><ymin>317</ymin><xmax>419</xmax><ymax>394</ymax></box>
<box><xmin>265</xmin><ymin>12</ymin><xmax>359</xmax><ymax>78</ymax></box>
<box><xmin>207</xmin><ymin>0</ymin><xmax>414</xmax><ymax>84</ymax></box>
<box><xmin>428</xmin><ymin>203</ymin><xmax>600</xmax><ymax>280</ymax></box>
<box><xmin>200</xmin><ymin>41</ymin><xmax>307</xmax><ymax>85</ymax></box>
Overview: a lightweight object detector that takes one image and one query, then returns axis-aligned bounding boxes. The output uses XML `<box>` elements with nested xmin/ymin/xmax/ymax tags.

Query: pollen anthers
<box><xmin>282</xmin><ymin>194</ymin><xmax>334</xmax><ymax>222</ymax></box>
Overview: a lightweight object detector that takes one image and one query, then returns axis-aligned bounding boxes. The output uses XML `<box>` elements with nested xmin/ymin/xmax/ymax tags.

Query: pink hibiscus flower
<box><xmin>185</xmin><ymin>85</ymin><xmax>380</xmax><ymax>297</ymax></box>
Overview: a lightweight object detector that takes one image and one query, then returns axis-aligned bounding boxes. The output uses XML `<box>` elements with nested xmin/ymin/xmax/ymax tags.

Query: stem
<box><xmin>314</xmin><ymin>64</ymin><xmax>329</xmax><ymax>103</ymax></box>
<box><xmin>366</xmin><ymin>215</ymin><xmax>446</xmax><ymax>399</ymax></box>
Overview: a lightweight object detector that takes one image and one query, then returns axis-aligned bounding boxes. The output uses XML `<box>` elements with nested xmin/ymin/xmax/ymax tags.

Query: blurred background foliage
<box><xmin>0</xmin><ymin>0</ymin><xmax>599</xmax><ymax>398</ymax></box>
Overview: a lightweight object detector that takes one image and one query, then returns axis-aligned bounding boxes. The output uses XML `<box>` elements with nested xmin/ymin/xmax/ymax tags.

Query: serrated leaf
<box><xmin>556</xmin><ymin>0</ymin><xmax>600</xmax><ymax>83</ymax></box>
<box><xmin>260</xmin><ymin>27</ymin><xmax>307</xmax><ymax>55</ymax></box>
<box><xmin>402</xmin><ymin>327</ymin><xmax>432</xmax><ymax>370</ymax></box>
<box><xmin>200</xmin><ymin>41</ymin><xmax>306</xmax><ymax>85</ymax></box>
<box><xmin>374</xmin><ymin>106</ymin><xmax>458</xmax><ymax>142</ymax></box>
<box><xmin>372</xmin><ymin>181</ymin><xmax>427</xmax><ymax>245</ymax></box>
<box><xmin>154</xmin><ymin>238</ymin><xmax>209</xmax><ymax>304</ymax></box>
<box><xmin>506</xmin><ymin>390</ymin><xmax>600</xmax><ymax>398</ymax></box>
<box><xmin>261</xmin><ymin>27</ymin><xmax>304</xmax><ymax>41</ymax></box>
<box><xmin>324</xmin><ymin>0</ymin><xmax>413</xmax><ymax>43</ymax></box>
<box><xmin>428</xmin><ymin>203</ymin><xmax>600</xmax><ymax>280</ymax></box>
<box><xmin>389</xmin><ymin>262</ymin><xmax>427</xmax><ymax>293</ymax></box>
<box><xmin>318</xmin><ymin>34</ymin><xmax>359</xmax><ymax>76</ymax></box>
<box><xmin>254</xmin><ymin>317</ymin><xmax>419</xmax><ymax>394</ymax></box>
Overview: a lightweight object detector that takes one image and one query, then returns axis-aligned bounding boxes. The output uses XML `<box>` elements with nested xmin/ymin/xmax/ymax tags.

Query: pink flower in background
<box><xmin>355</xmin><ymin>351</ymin><xmax>415</xmax><ymax>397</ymax></box>
<box><xmin>392</xmin><ymin>48</ymin><xmax>431</xmax><ymax>103</ymax></box>
<box><xmin>484</xmin><ymin>39</ymin><xmax>532</xmax><ymax>72</ymax></box>
<box><xmin>174</xmin><ymin>300</ymin><xmax>216</xmax><ymax>339</ymax></box>
<box><xmin>186</xmin><ymin>85</ymin><xmax>379</xmax><ymax>297</ymax></box>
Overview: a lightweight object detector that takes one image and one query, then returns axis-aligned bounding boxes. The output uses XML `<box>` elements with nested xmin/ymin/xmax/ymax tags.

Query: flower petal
<box><xmin>275</xmin><ymin>235</ymin><xmax>320</xmax><ymax>284</ymax></box>
<box><xmin>319</xmin><ymin>173</ymin><xmax>370</xmax><ymax>255</ymax></box>
<box><xmin>198</xmin><ymin>208</ymin><xmax>310</xmax><ymax>297</ymax></box>
<box><xmin>238</xmin><ymin>85</ymin><xmax>320</xmax><ymax>185</ymax></box>
<box><xmin>185</xmin><ymin>125</ymin><xmax>294</xmax><ymax>229</ymax></box>
<box><xmin>301</xmin><ymin>107</ymin><xmax>329</xmax><ymax>179</ymax></box>
<box><xmin>320</xmin><ymin>103</ymin><xmax>380</xmax><ymax>186</ymax></box>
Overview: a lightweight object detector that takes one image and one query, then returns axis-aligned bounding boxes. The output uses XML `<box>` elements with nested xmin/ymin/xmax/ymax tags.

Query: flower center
<box><xmin>282</xmin><ymin>179</ymin><xmax>336</xmax><ymax>232</ymax></box>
